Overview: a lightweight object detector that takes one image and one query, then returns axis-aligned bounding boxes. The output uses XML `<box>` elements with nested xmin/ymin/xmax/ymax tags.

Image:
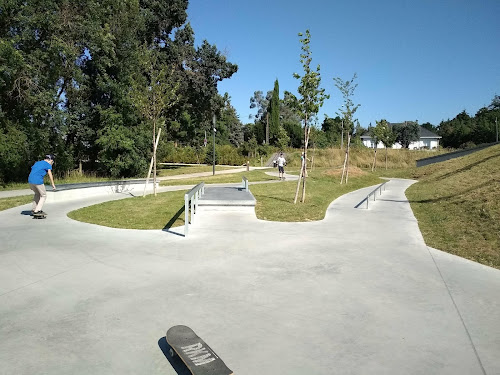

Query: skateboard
<box><xmin>32</xmin><ymin>212</ymin><xmax>47</xmax><ymax>219</ymax></box>
<box><xmin>166</xmin><ymin>325</ymin><xmax>233</xmax><ymax>375</ymax></box>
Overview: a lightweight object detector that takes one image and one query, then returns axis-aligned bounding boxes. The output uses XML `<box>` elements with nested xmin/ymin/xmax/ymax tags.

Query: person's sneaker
<box><xmin>34</xmin><ymin>210</ymin><xmax>46</xmax><ymax>216</ymax></box>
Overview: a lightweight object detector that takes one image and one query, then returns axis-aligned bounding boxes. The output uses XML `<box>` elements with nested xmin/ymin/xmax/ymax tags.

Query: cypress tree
<box><xmin>269</xmin><ymin>79</ymin><xmax>280</xmax><ymax>145</ymax></box>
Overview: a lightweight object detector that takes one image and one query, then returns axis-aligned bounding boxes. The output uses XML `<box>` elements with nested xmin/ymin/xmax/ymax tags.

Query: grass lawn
<box><xmin>160</xmin><ymin>169</ymin><xmax>276</xmax><ymax>186</ymax></box>
<box><xmin>252</xmin><ymin>169</ymin><xmax>382</xmax><ymax>221</ymax></box>
<box><xmin>157</xmin><ymin>164</ymin><xmax>239</xmax><ymax>177</ymax></box>
<box><xmin>0</xmin><ymin>195</ymin><xmax>33</xmax><ymax>211</ymax></box>
<box><xmin>402</xmin><ymin>144</ymin><xmax>500</xmax><ymax>269</ymax></box>
<box><xmin>68</xmin><ymin>168</ymin><xmax>383</xmax><ymax>229</ymax></box>
<box><xmin>68</xmin><ymin>190</ymin><xmax>187</xmax><ymax>230</ymax></box>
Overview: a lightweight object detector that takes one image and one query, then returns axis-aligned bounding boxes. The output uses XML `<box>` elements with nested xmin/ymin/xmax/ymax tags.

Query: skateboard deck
<box><xmin>166</xmin><ymin>325</ymin><xmax>233</xmax><ymax>375</ymax></box>
<box><xmin>33</xmin><ymin>212</ymin><xmax>47</xmax><ymax>219</ymax></box>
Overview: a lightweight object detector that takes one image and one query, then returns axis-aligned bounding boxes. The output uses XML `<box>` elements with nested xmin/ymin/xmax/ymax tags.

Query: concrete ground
<box><xmin>1</xmin><ymin>179</ymin><xmax>499</xmax><ymax>374</ymax></box>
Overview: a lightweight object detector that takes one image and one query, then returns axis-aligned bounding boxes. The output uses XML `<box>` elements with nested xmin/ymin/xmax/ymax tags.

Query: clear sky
<box><xmin>187</xmin><ymin>0</ymin><xmax>500</xmax><ymax>128</ymax></box>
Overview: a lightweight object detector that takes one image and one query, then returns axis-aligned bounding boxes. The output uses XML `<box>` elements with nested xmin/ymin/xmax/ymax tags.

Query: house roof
<box><xmin>360</xmin><ymin>123</ymin><xmax>441</xmax><ymax>139</ymax></box>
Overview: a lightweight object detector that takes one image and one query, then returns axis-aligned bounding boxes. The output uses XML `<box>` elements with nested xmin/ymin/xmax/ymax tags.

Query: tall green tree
<box><xmin>321</xmin><ymin>116</ymin><xmax>343</xmax><ymax>147</ymax></box>
<box><xmin>284</xmin><ymin>29</ymin><xmax>329</xmax><ymax>203</ymax></box>
<box><xmin>0</xmin><ymin>0</ymin><xmax>238</xmax><ymax>181</ymax></box>
<box><xmin>269</xmin><ymin>79</ymin><xmax>280</xmax><ymax>145</ymax></box>
<box><xmin>370</xmin><ymin>119</ymin><xmax>396</xmax><ymax>170</ymax></box>
<box><xmin>393</xmin><ymin>121</ymin><xmax>420</xmax><ymax>148</ymax></box>
<box><xmin>130</xmin><ymin>45</ymin><xmax>180</xmax><ymax>195</ymax></box>
<box><xmin>334</xmin><ymin>73</ymin><xmax>360</xmax><ymax>150</ymax></box>
<box><xmin>334</xmin><ymin>73</ymin><xmax>360</xmax><ymax>183</ymax></box>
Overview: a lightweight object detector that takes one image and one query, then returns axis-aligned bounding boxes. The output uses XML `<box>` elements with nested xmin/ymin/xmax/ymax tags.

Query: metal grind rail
<box><xmin>355</xmin><ymin>181</ymin><xmax>388</xmax><ymax>209</ymax></box>
<box><xmin>184</xmin><ymin>182</ymin><xmax>205</xmax><ymax>236</ymax></box>
<box><xmin>242</xmin><ymin>176</ymin><xmax>249</xmax><ymax>192</ymax></box>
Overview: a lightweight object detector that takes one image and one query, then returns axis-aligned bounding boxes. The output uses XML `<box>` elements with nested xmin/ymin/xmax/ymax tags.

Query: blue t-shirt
<box><xmin>28</xmin><ymin>161</ymin><xmax>52</xmax><ymax>185</ymax></box>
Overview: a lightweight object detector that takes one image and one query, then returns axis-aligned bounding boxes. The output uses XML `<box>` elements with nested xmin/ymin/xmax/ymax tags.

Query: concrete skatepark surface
<box><xmin>1</xmin><ymin>179</ymin><xmax>499</xmax><ymax>374</ymax></box>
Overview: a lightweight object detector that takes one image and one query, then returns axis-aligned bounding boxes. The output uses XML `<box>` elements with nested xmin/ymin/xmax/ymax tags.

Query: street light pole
<box><xmin>212</xmin><ymin>115</ymin><xmax>216</xmax><ymax>176</ymax></box>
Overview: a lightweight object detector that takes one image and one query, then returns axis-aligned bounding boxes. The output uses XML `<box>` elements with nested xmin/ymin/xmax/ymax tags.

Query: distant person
<box><xmin>277</xmin><ymin>152</ymin><xmax>286</xmax><ymax>180</ymax></box>
<box><xmin>28</xmin><ymin>154</ymin><xmax>56</xmax><ymax>215</ymax></box>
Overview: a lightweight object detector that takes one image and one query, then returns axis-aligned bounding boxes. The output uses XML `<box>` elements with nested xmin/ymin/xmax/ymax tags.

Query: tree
<box><xmin>269</xmin><ymin>79</ymin><xmax>280</xmax><ymax>145</ymax></box>
<box><xmin>283</xmin><ymin>120</ymin><xmax>303</xmax><ymax>148</ymax></box>
<box><xmin>393</xmin><ymin>121</ymin><xmax>420</xmax><ymax>148</ymax></box>
<box><xmin>371</xmin><ymin>119</ymin><xmax>396</xmax><ymax>170</ymax></box>
<box><xmin>220</xmin><ymin>94</ymin><xmax>244</xmax><ymax>147</ymax></box>
<box><xmin>421</xmin><ymin>122</ymin><xmax>437</xmax><ymax>132</ymax></box>
<box><xmin>276</xmin><ymin>126</ymin><xmax>290</xmax><ymax>150</ymax></box>
<box><xmin>130</xmin><ymin>45</ymin><xmax>180</xmax><ymax>196</ymax></box>
<box><xmin>321</xmin><ymin>116</ymin><xmax>343</xmax><ymax>147</ymax></box>
<box><xmin>334</xmin><ymin>73</ymin><xmax>360</xmax><ymax>183</ymax></box>
<box><xmin>284</xmin><ymin>29</ymin><xmax>329</xmax><ymax>203</ymax></box>
<box><xmin>249</xmin><ymin>90</ymin><xmax>271</xmax><ymax>144</ymax></box>
<box><xmin>0</xmin><ymin>0</ymin><xmax>238</xmax><ymax>182</ymax></box>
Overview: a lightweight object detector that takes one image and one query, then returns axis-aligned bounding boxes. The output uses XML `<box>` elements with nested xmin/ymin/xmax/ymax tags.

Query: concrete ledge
<box><xmin>198</xmin><ymin>186</ymin><xmax>256</xmax><ymax>207</ymax></box>
<box><xmin>45</xmin><ymin>180</ymin><xmax>159</xmax><ymax>202</ymax></box>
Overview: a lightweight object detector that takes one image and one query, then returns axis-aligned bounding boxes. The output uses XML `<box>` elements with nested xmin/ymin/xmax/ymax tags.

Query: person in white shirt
<box><xmin>277</xmin><ymin>152</ymin><xmax>286</xmax><ymax>180</ymax></box>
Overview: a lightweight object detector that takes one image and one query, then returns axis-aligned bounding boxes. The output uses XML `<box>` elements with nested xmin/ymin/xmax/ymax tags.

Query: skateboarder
<box><xmin>28</xmin><ymin>154</ymin><xmax>56</xmax><ymax>216</ymax></box>
<box><xmin>277</xmin><ymin>152</ymin><xmax>286</xmax><ymax>180</ymax></box>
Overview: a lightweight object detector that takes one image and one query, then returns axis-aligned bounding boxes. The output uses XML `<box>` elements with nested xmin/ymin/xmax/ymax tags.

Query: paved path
<box><xmin>0</xmin><ymin>166</ymin><xmax>271</xmax><ymax>199</ymax></box>
<box><xmin>0</xmin><ymin>179</ymin><xmax>499</xmax><ymax>374</ymax></box>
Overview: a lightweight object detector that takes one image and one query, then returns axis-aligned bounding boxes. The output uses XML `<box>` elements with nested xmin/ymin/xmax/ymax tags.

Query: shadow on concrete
<box><xmin>378</xmin><ymin>199</ymin><xmax>409</xmax><ymax>203</ymax></box>
<box><xmin>158</xmin><ymin>337</ymin><xmax>191</xmax><ymax>375</ymax></box>
<box><xmin>163</xmin><ymin>206</ymin><xmax>186</xmax><ymax>237</ymax></box>
<box><xmin>20</xmin><ymin>210</ymin><xmax>32</xmax><ymax>216</ymax></box>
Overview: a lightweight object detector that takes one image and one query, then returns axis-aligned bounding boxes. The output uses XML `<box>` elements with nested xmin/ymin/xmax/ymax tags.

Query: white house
<box><xmin>360</xmin><ymin>123</ymin><xmax>442</xmax><ymax>149</ymax></box>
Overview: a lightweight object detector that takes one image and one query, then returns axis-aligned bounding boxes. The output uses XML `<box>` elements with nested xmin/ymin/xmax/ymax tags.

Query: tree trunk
<box><xmin>340</xmin><ymin>134</ymin><xmax>350</xmax><ymax>184</ymax></box>
<box><xmin>293</xmin><ymin>158</ymin><xmax>304</xmax><ymax>204</ymax></box>
<box><xmin>372</xmin><ymin>145</ymin><xmax>377</xmax><ymax>171</ymax></box>
<box><xmin>143</xmin><ymin>128</ymin><xmax>162</xmax><ymax>197</ymax></box>
<box><xmin>153</xmin><ymin>120</ymin><xmax>157</xmax><ymax>196</ymax></box>
<box><xmin>345</xmin><ymin>134</ymin><xmax>351</xmax><ymax>184</ymax></box>
<box><xmin>301</xmin><ymin>126</ymin><xmax>311</xmax><ymax>203</ymax></box>
<box><xmin>294</xmin><ymin>115</ymin><xmax>309</xmax><ymax>204</ymax></box>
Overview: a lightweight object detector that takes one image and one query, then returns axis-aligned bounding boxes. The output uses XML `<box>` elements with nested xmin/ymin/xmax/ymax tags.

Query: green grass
<box><xmin>252</xmin><ymin>170</ymin><xmax>382</xmax><ymax>221</ymax></box>
<box><xmin>402</xmin><ymin>144</ymin><xmax>500</xmax><ymax>269</ymax></box>
<box><xmin>160</xmin><ymin>169</ymin><xmax>276</xmax><ymax>186</ymax></box>
<box><xmin>157</xmin><ymin>164</ymin><xmax>238</xmax><ymax>177</ymax></box>
<box><xmin>69</xmin><ymin>169</ymin><xmax>382</xmax><ymax>229</ymax></box>
<box><xmin>0</xmin><ymin>195</ymin><xmax>33</xmax><ymax>211</ymax></box>
<box><xmin>68</xmin><ymin>190</ymin><xmax>187</xmax><ymax>230</ymax></box>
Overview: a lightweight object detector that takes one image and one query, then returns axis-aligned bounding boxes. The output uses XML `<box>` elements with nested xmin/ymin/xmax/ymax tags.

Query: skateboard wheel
<box><xmin>169</xmin><ymin>348</ymin><xmax>176</xmax><ymax>358</ymax></box>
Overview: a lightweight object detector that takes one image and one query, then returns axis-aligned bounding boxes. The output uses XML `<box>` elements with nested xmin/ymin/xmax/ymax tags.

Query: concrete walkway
<box><xmin>0</xmin><ymin>166</ymin><xmax>271</xmax><ymax>199</ymax></box>
<box><xmin>0</xmin><ymin>179</ymin><xmax>499</xmax><ymax>374</ymax></box>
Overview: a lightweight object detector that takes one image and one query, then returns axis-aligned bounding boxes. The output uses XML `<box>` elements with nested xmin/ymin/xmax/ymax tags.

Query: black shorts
<box><xmin>278</xmin><ymin>166</ymin><xmax>284</xmax><ymax>173</ymax></box>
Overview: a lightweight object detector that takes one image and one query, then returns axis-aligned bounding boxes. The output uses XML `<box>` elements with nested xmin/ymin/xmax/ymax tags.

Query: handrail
<box><xmin>242</xmin><ymin>176</ymin><xmax>249</xmax><ymax>192</ymax></box>
<box><xmin>184</xmin><ymin>182</ymin><xmax>205</xmax><ymax>236</ymax></box>
<box><xmin>356</xmin><ymin>181</ymin><xmax>388</xmax><ymax>209</ymax></box>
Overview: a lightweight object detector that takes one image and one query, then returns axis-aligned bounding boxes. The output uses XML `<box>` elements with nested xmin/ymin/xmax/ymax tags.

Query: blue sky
<box><xmin>187</xmin><ymin>0</ymin><xmax>499</xmax><ymax>128</ymax></box>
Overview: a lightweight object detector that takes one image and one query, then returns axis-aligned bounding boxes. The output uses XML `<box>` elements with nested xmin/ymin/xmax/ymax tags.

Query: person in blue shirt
<box><xmin>28</xmin><ymin>154</ymin><xmax>56</xmax><ymax>215</ymax></box>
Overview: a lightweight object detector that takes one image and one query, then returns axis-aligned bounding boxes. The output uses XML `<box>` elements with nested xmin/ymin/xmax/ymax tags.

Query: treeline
<box><xmin>432</xmin><ymin>95</ymin><xmax>500</xmax><ymax>148</ymax></box>
<box><xmin>0</xmin><ymin>0</ymin><xmax>238</xmax><ymax>183</ymax></box>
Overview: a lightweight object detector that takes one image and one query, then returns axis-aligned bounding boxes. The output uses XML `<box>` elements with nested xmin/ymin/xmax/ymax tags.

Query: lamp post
<box><xmin>212</xmin><ymin>115</ymin><xmax>216</xmax><ymax>176</ymax></box>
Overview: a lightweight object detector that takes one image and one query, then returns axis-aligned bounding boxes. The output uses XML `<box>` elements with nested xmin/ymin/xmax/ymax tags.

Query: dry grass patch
<box><xmin>322</xmin><ymin>166</ymin><xmax>366</xmax><ymax>178</ymax></box>
<box><xmin>405</xmin><ymin>144</ymin><xmax>500</xmax><ymax>269</ymax></box>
